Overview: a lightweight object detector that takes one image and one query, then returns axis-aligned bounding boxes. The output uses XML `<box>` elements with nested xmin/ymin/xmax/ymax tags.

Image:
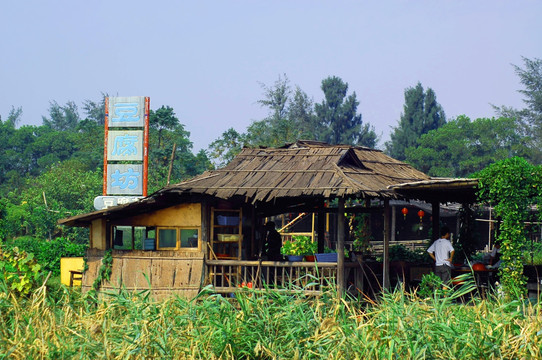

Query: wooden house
<box><xmin>59</xmin><ymin>141</ymin><xmax>477</xmax><ymax>299</ymax></box>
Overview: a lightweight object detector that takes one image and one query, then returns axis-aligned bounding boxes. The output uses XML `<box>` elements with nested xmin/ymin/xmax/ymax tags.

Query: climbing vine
<box><xmin>92</xmin><ymin>249</ymin><xmax>113</xmax><ymax>292</ymax></box>
<box><xmin>476</xmin><ymin>157</ymin><xmax>542</xmax><ymax>299</ymax></box>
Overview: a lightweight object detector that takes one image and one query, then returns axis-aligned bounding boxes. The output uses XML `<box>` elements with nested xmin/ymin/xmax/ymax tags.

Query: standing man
<box><xmin>263</xmin><ymin>221</ymin><xmax>283</xmax><ymax>261</ymax></box>
<box><xmin>427</xmin><ymin>226</ymin><xmax>455</xmax><ymax>284</ymax></box>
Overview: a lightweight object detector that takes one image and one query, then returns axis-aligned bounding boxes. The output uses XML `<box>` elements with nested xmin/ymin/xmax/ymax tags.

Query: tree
<box><xmin>208</xmin><ymin>128</ymin><xmax>246</xmax><ymax>168</ymax></box>
<box><xmin>405</xmin><ymin>116</ymin><xmax>528</xmax><ymax>177</ymax></box>
<box><xmin>150</xmin><ymin>105</ymin><xmax>180</xmax><ymax>148</ymax></box>
<box><xmin>289</xmin><ymin>86</ymin><xmax>318</xmax><ymax>140</ymax></box>
<box><xmin>314</xmin><ymin>76</ymin><xmax>377</xmax><ymax>147</ymax></box>
<box><xmin>386</xmin><ymin>82</ymin><xmax>446</xmax><ymax>161</ymax></box>
<box><xmin>494</xmin><ymin>57</ymin><xmax>542</xmax><ymax>163</ymax></box>
<box><xmin>82</xmin><ymin>93</ymin><xmax>108</xmax><ymax>125</ymax></box>
<box><xmin>42</xmin><ymin>101</ymin><xmax>80</xmax><ymax>131</ymax></box>
<box><xmin>2</xmin><ymin>106</ymin><xmax>23</xmax><ymax>127</ymax></box>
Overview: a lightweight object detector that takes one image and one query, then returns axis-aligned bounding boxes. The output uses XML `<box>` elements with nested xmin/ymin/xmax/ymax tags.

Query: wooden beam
<box><xmin>337</xmin><ymin>197</ymin><xmax>345</xmax><ymax>296</ymax></box>
<box><xmin>432</xmin><ymin>201</ymin><xmax>440</xmax><ymax>240</ymax></box>
<box><xmin>382</xmin><ymin>199</ymin><xmax>391</xmax><ymax>290</ymax></box>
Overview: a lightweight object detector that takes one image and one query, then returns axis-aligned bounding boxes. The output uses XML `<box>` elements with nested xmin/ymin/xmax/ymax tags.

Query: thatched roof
<box><xmin>158</xmin><ymin>140</ymin><xmax>430</xmax><ymax>203</ymax></box>
<box><xmin>59</xmin><ymin>141</ymin><xmax>432</xmax><ymax>226</ymax></box>
<box><xmin>388</xmin><ymin>178</ymin><xmax>479</xmax><ymax>204</ymax></box>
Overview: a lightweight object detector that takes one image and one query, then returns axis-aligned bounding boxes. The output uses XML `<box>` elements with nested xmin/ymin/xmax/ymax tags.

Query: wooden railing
<box><xmin>206</xmin><ymin>259</ymin><xmax>365</xmax><ymax>295</ymax></box>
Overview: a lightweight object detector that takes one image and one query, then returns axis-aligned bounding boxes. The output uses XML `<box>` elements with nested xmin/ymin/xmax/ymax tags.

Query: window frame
<box><xmin>156</xmin><ymin>226</ymin><xmax>201</xmax><ymax>251</ymax></box>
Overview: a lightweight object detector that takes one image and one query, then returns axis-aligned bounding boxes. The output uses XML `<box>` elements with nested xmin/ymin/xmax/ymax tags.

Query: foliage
<box><xmin>388</xmin><ymin>244</ymin><xmax>431</xmax><ymax>263</ymax></box>
<box><xmin>405</xmin><ymin>115</ymin><xmax>528</xmax><ymax>177</ymax></box>
<box><xmin>315</xmin><ymin>76</ymin><xmax>377</xmax><ymax>147</ymax></box>
<box><xmin>208</xmin><ymin>74</ymin><xmax>379</xmax><ymax>166</ymax></box>
<box><xmin>522</xmin><ymin>240</ymin><xmax>542</xmax><ymax>265</ymax></box>
<box><xmin>92</xmin><ymin>249</ymin><xmax>113</xmax><ymax>292</ymax></box>
<box><xmin>476</xmin><ymin>156</ymin><xmax>542</xmax><ymax>299</ymax></box>
<box><xmin>1</xmin><ymin>275</ymin><xmax>541</xmax><ymax>359</ymax></box>
<box><xmin>386</xmin><ymin>82</ymin><xmax>446</xmax><ymax>161</ymax></box>
<box><xmin>1</xmin><ymin>96</ymin><xmax>211</xmax><ymax>242</ymax></box>
<box><xmin>208</xmin><ymin>127</ymin><xmax>246</xmax><ymax>168</ymax></box>
<box><xmin>494</xmin><ymin>57</ymin><xmax>542</xmax><ymax>163</ymax></box>
<box><xmin>417</xmin><ymin>272</ymin><xmax>443</xmax><ymax>298</ymax></box>
<box><xmin>280</xmin><ymin>235</ymin><xmax>317</xmax><ymax>256</ymax></box>
<box><xmin>454</xmin><ymin>205</ymin><xmax>480</xmax><ymax>264</ymax></box>
<box><xmin>3</xmin><ymin>236</ymin><xmax>87</xmax><ymax>276</ymax></box>
<box><xmin>42</xmin><ymin>100</ymin><xmax>81</xmax><ymax>132</ymax></box>
<box><xmin>349</xmin><ymin>213</ymin><xmax>373</xmax><ymax>253</ymax></box>
<box><xmin>0</xmin><ymin>246</ymin><xmax>42</xmax><ymax>296</ymax></box>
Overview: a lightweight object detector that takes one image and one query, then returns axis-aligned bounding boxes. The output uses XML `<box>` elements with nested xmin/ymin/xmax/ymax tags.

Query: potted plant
<box><xmin>281</xmin><ymin>235</ymin><xmax>316</xmax><ymax>261</ymax></box>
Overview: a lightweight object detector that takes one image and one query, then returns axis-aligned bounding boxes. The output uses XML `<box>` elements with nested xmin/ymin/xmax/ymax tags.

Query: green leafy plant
<box><xmin>3</xmin><ymin>236</ymin><xmax>87</xmax><ymax>276</ymax></box>
<box><xmin>476</xmin><ymin>157</ymin><xmax>542</xmax><ymax>299</ymax></box>
<box><xmin>417</xmin><ymin>272</ymin><xmax>443</xmax><ymax>298</ymax></box>
<box><xmin>92</xmin><ymin>249</ymin><xmax>113</xmax><ymax>291</ymax></box>
<box><xmin>0</xmin><ymin>246</ymin><xmax>42</xmax><ymax>296</ymax></box>
<box><xmin>350</xmin><ymin>213</ymin><xmax>373</xmax><ymax>254</ymax></box>
<box><xmin>280</xmin><ymin>235</ymin><xmax>316</xmax><ymax>256</ymax></box>
<box><xmin>388</xmin><ymin>244</ymin><xmax>431</xmax><ymax>263</ymax></box>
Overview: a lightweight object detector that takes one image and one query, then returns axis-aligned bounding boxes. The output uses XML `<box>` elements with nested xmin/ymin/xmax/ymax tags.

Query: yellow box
<box><xmin>60</xmin><ymin>257</ymin><xmax>84</xmax><ymax>286</ymax></box>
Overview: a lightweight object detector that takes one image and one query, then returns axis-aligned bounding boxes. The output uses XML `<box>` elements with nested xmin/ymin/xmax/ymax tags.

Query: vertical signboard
<box><xmin>97</xmin><ymin>96</ymin><xmax>149</xmax><ymax>209</ymax></box>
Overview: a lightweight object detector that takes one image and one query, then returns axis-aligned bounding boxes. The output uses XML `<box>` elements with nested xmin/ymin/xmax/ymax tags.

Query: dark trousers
<box><xmin>435</xmin><ymin>265</ymin><xmax>452</xmax><ymax>283</ymax></box>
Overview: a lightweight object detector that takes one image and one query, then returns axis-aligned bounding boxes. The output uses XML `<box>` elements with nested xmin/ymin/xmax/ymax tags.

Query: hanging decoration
<box><xmin>417</xmin><ymin>209</ymin><xmax>425</xmax><ymax>231</ymax></box>
<box><xmin>417</xmin><ymin>210</ymin><xmax>425</xmax><ymax>221</ymax></box>
<box><xmin>401</xmin><ymin>207</ymin><xmax>408</xmax><ymax>220</ymax></box>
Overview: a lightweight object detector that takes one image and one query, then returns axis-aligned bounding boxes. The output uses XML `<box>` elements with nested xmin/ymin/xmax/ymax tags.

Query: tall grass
<box><xmin>0</xmin><ymin>274</ymin><xmax>541</xmax><ymax>359</ymax></box>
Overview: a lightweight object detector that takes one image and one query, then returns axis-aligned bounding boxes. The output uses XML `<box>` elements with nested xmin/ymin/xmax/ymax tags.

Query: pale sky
<box><xmin>2</xmin><ymin>1</ymin><xmax>541</xmax><ymax>152</ymax></box>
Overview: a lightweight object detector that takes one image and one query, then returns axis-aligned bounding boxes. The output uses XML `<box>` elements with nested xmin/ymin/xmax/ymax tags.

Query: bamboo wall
<box><xmin>83</xmin><ymin>249</ymin><xmax>204</xmax><ymax>300</ymax></box>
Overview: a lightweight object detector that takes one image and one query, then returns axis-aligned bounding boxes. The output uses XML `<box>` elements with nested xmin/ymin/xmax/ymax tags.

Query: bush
<box><xmin>0</xmin><ymin>246</ymin><xmax>43</xmax><ymax>296</ymax></box>
<box><xmin>418</xmin><ymin>272</ymin><xmax>443</xmax><ymax>298</ymax></box>
<box><xmin>389</xmin><ymin>244</ymin><xmax>431</xmax><ymax>263</ymax></box>
<box><xmin>3</xmin><ymin>236</ymin><xmax>87</xmax><ymax>276</ymax></box>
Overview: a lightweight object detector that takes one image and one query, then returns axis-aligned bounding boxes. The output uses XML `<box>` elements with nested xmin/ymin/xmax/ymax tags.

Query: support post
<box><xmin>432</xmin><ymin>201</ymin><xmax>440</xmax><ymax>240</ymax></box>
<box><xmin>337</xmin><ymin>197</ymin><xmax>345</xmax><ymax>296</ymax></box>
<box><xmin>317</xmin><ymin>210</ymin><xmax>325</xmax><ymax>254</ymax></box>
<box><xmin>383</xmin><ymin>199</ymin><xmax>391</xmax><ymax>290</ymax></box>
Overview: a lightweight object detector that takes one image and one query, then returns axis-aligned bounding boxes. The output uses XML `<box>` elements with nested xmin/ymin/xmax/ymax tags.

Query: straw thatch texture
<box><xmin>161</xmin><ymin>140</ymin><xmax>430</xmax><ymax>203</ymax></box>
<box><xmin>59</xmin><ymin>141</ymin><xmax>433</xmax><ymax>226</ymax></box>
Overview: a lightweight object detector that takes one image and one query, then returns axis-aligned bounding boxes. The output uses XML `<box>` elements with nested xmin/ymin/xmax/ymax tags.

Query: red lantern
<box><xmin>417</xmin><ymin>210</ymin><xmax>425</xmax><ymax>220</ymax></box>
<box><xmin>401</xmin><ymin>207</ymin><xmax>408</xmax><ymax>219</ymax></box>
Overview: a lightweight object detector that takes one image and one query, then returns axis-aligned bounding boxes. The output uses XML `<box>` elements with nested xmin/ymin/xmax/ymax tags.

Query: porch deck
<box><xmin>206</xmin><ymin>259</ymin><xmax>380</xmax><ymax>296</ymax></box>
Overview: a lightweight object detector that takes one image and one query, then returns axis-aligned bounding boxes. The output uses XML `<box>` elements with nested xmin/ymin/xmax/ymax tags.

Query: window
<box><xmin>112</xmin><ymin>226</ymin><xmax>150</xmax><ymax>250</ymax></box>
<box><xmin>157</xmin><ymin>227</ymin><xmax>200</xmax><ymax>250</ymax></box>
<box><xmin>180</xmin><ymin>229</ymin><xmax>199</xmax><ymax>248</ymax></box>
<box><xmin>158</xmin><ymin>228</ymin><xmax>177</xmax><ymax>249</ymax></box>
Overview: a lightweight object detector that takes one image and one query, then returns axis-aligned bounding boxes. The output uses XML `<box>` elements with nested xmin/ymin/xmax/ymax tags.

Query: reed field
<box><xmin>0</xmin><ymin>274</ymin><xmax>541</xmax><ymax>360</ymax></box>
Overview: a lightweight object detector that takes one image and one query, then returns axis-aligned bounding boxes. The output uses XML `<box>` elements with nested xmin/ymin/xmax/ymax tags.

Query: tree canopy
<box><xmin>208</xmin><ymin>75</ymin><xmax>378</xmax><ymax>167</ymax></box>
<box><xmin>494</xmin><ymin>57</ymin><xmax>542</xmax><ymax>163</ymax></box>
<box><xmin>0</xmin><ymin>96</ymin><xmax>211</xmax><ymax>242</ymax></box>
<box><xmin>386</xmin><ymin>82</ymin><xmax>446</xmax><ymax>161</ymax></box>
<box><xmin>405</xmin><ymin>115</ymin><xmax>529</xmax><ymax>177</ymax></box>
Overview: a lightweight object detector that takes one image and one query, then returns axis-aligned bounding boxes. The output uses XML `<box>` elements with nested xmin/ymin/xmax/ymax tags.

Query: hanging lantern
<box><xmin>417</xmin><ymin>210</ymin><xmax>425</xmax><ymax>231</ymax></box>
<box><xmin>401</xmin><ymin>207</ymin><xmax>408</xmax><ymax>219</ymax></box>
<box><xmin>417</xmin><ymin>210</ymin><xmax>425</xmax><ymax>221</ymax></box>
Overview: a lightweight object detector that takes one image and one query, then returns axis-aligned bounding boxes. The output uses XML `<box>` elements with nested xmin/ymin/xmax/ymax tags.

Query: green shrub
<box><xmin>281</xmin><ymin>235</ymin><xmax>316</xmax><ymax>256</ymax></box>
<box><xmin>418</xmin><ymin>272</ymin><xmax>443</xmax><ymax>298</ymax></box>
<box><xmin>389</xmin><ymin>244</ymin><xmax>431</xmax><ymax>263</ymax></box>
<box><xmin>0</xmin><ymin>246</ymin><xmax>43</xmax><ymax>296</ymax></box>
<box><xmin>3</xmin><ymin>236</ymin><xmax>87</xmax><ymax>276</ymax></box>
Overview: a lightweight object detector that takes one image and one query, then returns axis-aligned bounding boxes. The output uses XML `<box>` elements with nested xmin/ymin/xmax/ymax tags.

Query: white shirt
<box><xmin>427</xmin><ymin>238</ymin><xmax>454</xmax><ymax>267</ymax></box>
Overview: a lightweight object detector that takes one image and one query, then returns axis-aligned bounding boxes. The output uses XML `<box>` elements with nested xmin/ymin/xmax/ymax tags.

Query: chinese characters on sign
<box><xmin>107</xmin><ymin>131</ymin><xmax>143</xmax><ymax>161</ymax></box>
<box><xmin>96</xmin><ymin>96</ymin><xmax>149</xmax><ymax>210</ymax></box>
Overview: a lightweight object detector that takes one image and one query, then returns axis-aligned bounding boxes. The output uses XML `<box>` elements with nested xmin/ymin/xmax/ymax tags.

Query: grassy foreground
<box><xmin>0</xmin><ymin>276</ymin><xmax>541</xmax><ymax>359</ymax></box>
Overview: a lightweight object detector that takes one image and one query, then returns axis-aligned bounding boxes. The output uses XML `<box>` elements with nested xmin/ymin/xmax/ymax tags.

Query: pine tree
<box><xmin>386</xmin><ymin>82</ymin><xmax>445</xmax><ymax>161</ymax></box>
